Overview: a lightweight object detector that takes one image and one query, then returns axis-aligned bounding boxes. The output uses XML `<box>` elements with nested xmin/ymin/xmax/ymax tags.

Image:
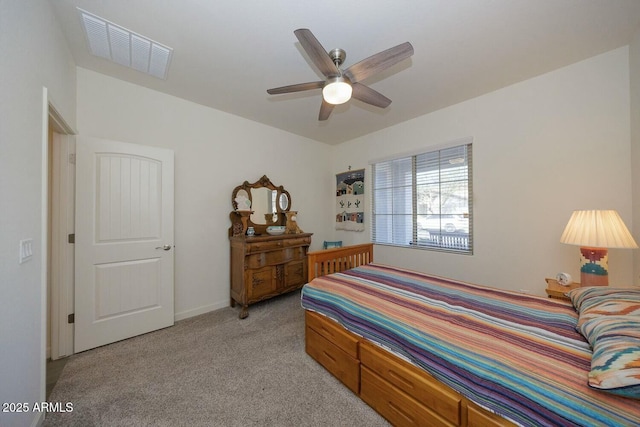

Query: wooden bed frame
<box><xmin>305</xmin><ymin>243</ymin><xmax>515</xmax><ymax>427</ymax></box>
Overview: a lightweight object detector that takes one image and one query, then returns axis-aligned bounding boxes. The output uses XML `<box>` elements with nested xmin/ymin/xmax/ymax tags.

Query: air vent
<box><xmin>78</xmin><ymin>8</ymin><xmax>173</xmax><ymax>79</ymax></box>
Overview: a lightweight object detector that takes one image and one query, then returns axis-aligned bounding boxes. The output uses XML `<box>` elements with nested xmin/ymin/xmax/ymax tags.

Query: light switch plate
<box><xmin>19</xmin><ymin>239</ymin><xmax>33</xmax><ymax>264</ymax></box>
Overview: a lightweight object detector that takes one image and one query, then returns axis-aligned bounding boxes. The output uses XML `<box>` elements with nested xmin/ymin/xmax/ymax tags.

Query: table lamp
<box><xmin>560</xmin><ymin>210</ymin><xmax>637</xmax><ymax>286</ymax></box>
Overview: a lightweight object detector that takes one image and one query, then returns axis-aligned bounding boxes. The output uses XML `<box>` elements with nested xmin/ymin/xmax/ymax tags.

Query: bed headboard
<box><xmin>307</xmin><ymin>243</ymin><xmax>374</xmax><ymax>282</ymax></box>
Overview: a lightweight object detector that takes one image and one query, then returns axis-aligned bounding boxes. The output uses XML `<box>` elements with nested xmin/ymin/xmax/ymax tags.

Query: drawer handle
<box><xmin>388</xmin><ymin>401</ymin><xmax>415</xmax><ymax>424</ymax></box>
<box><xmin>320</xmin><ymin>326</ymin><xmax>335</xmax><ymax>338</ymax></box>
<box><xmin>322</xmin><ymin>351</ymin><xmax>336</xmax><ymax>363</ymax></box>
<box><xmin>388</xmin><ymin>369</ymin><xmax>416</xmax><ymax>391</ymax></box>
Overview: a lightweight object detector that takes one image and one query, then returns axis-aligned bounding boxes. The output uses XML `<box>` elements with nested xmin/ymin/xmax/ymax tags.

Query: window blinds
<box><xmin>372</xmin><ymin>142</ymin><xmax>473</xmax><ymax>254</ymax></box>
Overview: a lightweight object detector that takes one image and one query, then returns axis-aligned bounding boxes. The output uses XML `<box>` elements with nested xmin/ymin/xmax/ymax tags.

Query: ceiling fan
<box><xmin>267</xmin><ymin>29</ymin><xmax>414</xmax><ymax>121</ymax></box>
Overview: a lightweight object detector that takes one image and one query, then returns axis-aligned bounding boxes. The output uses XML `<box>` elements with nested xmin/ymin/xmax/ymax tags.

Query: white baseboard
<box><xmin>174</xmin><ymin>300</ymin><xmax>229</xmax><ymax>322</ymax></box>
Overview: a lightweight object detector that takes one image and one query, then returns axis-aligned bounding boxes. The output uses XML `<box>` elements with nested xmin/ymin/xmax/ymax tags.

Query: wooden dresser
<box><xmin>230</xmin><ymin>232</ymin><xmax>312</xmax><ymax>318</ymax></box>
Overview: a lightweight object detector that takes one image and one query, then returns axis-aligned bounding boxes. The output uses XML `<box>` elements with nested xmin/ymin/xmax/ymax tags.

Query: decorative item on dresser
<box><xmin>229</xmin><ymin>175</ymin><xmax>312</xmax><ymax>318</ymax></box>
<box><xmin>284</xmin><ymin>211</ymin><xmax>303</xmax><ymax>234</ymax></box>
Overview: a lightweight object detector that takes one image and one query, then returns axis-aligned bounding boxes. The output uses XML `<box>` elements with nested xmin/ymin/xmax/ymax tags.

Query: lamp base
<box><xmin>579</xmin><ymin>246</ymin><xmax>608</xmax><ymax>286</ymax></box>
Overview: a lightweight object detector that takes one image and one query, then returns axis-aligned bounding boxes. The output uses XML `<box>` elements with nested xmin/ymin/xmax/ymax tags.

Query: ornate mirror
<box><xmin>279</xmin><ymin>193</ymin><xmax>289</xmax><ymax>211</ymax></box>
<box><xmin>229</xmin><ymin>175</ymin><xmax>292</xmax><ymax>236</ymax></box>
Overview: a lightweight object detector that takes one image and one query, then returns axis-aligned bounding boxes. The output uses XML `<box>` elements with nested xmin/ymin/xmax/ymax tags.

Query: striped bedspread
<box><xmin>300</xmin><ymin>263</ymin><xmax>640</xmax><ymax>427</ymax></box>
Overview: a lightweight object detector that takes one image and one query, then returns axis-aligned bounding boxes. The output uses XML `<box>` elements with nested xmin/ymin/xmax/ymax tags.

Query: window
<box><xmin>372</xmin><ymin>141</ymin><xmax>473</xmax><ymax>254</ymax></box>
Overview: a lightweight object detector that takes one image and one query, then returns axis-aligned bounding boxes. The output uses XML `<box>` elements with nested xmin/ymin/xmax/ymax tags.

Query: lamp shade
<box><xmin>322</xmin><ymin>77</ymin><xmax>352</xmax><ymax>105</ymax></box>
<box><xmin>560</xmin><ymin>210</ymin><xmax>638</xmax><ymax>249</ymax></box>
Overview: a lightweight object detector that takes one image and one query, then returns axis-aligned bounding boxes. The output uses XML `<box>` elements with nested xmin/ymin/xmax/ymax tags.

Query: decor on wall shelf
<box><xmin>560</xmin><ymin>210</ymin><xmax>638</xmax><ymax>286</ymax></box>
<box><xmin>336</xmin><ymin>169</ymin><xmax>364</xmax><ymax>232</ymax></box>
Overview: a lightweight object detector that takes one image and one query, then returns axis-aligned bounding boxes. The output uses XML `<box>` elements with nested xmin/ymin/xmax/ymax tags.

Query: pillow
<box><xmin>567</xmin><ymin>287</ymin><xmax>640</xmax><ymax>313</ymax></box>
<box><xmin>577</xmin><ymin>299</ymin><xmax>640</xmax><ymax>328</ymax></box>
<box><xmin>579</xmin><ymin>315</ymin><xmax>640</xmax><ymax>398</ymax></box>
<box><xmin>568</xmin><ymin>287</ymin><xmax>640</xmax><ymax>328</ymax></box>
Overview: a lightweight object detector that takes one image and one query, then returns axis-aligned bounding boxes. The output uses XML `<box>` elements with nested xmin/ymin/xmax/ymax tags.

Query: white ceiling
<box><xmin>50</xmin><ymin>0</ymin><xmax>640</xmax><ymax>145</ymax></box>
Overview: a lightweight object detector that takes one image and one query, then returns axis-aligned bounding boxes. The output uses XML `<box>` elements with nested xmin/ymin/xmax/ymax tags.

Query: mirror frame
<box><xmin>229</xmin><ymin>175</ymin><xmax>291</xmax><ymax>236</ymax></box>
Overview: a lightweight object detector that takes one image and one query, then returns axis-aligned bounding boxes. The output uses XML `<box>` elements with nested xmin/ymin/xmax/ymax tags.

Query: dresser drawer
<box><xmin>305</xmin><ymin>311</ymin><xmax>359</xmax><ymax>358</ymax></box>
<box><xmin>246</xmin><ymin>240</ymin><xmax>285</xmax><ymax>253</ymax></box>
<box><xmin>360</xmin><ymin>341</ymin><xmax>461</xmax><ymax>425</ymax></box>
<box><xmin>361</xmin><ymin>366</ymin><xmax>454</xmax><ymax>427</ymax></box>
<box><xmin>246</xmin><ymin>236</ymin><xmax>310</xmax><ymax>254</ymax></box>
<box><xmin>284</xmin><ymin>236</ymin><xmax>311</xmax><ymax>247</ymax></box>
<box><xmin>306</xmin><ymin>326</ymin><xmax>359</xmax><ymax>394</ymax></box>
<box><xmin>246</xmin><ymin>247</ymin><xmax>306</xmax><ymax>268</ymax></box>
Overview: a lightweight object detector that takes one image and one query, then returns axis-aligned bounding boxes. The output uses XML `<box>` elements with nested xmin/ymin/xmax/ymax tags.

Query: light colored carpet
<box><xmin>45</xmin><ymin>290</ymin><xmax>389</xmax><ymax>426</ymax></box>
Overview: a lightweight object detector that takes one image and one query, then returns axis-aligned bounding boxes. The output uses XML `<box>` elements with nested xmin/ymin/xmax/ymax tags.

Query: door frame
<box><xmin>50</xmin><ymin>130</ymin><xmax>75</xmax><ymax>359</ymax></box>
<box><xmin>45</xmin><ymin>93</ymin><xmax>76</xmax><ymax>362</ymax></box>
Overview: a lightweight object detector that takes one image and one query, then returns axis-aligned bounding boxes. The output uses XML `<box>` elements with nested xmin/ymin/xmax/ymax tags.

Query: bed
<box><xmin>301</xmin><ymin>243</ymin><xmax>640</xmax><ymax>427</ymax></box>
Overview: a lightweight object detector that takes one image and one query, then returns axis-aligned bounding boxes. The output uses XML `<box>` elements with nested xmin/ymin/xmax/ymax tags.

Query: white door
<box><xmin>75</xmin><ymin>136</ymin><xmax>174</xmax><ymax>352</ymax></box>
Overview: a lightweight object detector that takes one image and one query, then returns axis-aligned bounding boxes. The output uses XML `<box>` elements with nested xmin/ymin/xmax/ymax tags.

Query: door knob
<box><xmin>155</xmin><ymin>244</ymin><xmax>172</xmax><ymax>251</ymax></box>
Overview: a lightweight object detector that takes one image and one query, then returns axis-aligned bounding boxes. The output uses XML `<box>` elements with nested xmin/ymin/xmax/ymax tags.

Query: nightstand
<box><xmin>545</xmin><ymin>278</ymin><xmax>580</xmax><ymax>301</ymax></box>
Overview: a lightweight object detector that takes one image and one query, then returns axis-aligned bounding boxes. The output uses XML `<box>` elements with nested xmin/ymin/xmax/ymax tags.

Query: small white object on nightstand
<box><xmin>555</xmin><ymin>272</ymin><xmax>573</xmax><ymax>286</ymax></box>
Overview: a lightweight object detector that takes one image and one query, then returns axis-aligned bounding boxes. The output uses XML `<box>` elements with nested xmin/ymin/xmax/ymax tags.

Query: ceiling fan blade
<box><xmin>319</xmin><ymin>100</ymin><xmax>335</xmax><ymax>121</ymax></box>
<box><xmin>351</xmin><ymin>83</ymin><xmax>391</xmax><ymax>108</ymax></box>
<box><xmin>294</xmin><ymin>29</ymin><xmax>340</xmax><ymax>78</ymax></box>
<box><xmin>344</xmin><ymin>42</ymin><xmax>414</xmax><ymax>83</ymax></box>
<box><xmin>267</xmin><ymin>81</ymin><xmax>324</xmax><ymax>95</ymax></box>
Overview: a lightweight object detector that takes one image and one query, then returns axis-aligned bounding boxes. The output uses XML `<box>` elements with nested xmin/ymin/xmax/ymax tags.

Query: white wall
<box><xmin>332</xmin><ymin>47</ymin><xmax>634</xmax><ymax>296</ymax></box>
<box><xmin>76</xmin><ymin>68</ymin><xmax>333</xmax><ymax>319</ymax></box>
<box><xmin>0</xmin><ymin>1</ymin><xmax>77</xmax><ymax>426</ymax></box>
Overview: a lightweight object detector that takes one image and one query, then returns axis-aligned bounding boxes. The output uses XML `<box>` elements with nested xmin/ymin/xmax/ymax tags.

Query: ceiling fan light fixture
<box><xmin>267</xmin><ymin>29</ymin><xmax>414</xmax><ymax>120</ymax></box>
<box><xmin>323</xmin><ymin>77</ymin><xmax>352</xmax><ymax>105</ymax></box>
